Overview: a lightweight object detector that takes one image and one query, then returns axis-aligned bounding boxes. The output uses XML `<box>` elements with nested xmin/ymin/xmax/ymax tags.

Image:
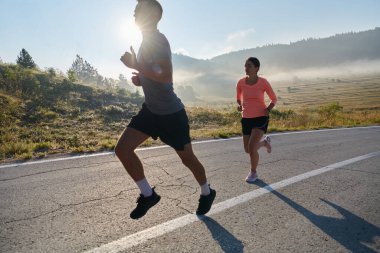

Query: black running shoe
<box><xmin>130</xmin><ymin>188</ymin><xmax>161</xmax><ymax>219</ymax></box>
<box><xmin>196</xmin><ymin>187</ymin><xmax>216</xmax><ymax>215</ymax></box>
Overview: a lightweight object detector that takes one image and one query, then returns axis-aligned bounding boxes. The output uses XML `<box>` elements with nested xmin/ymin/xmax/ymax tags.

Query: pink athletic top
<box><xmin>236</xmin><ymin>76</ymin><xmax>277</xmax><ymax>118</ymax></box>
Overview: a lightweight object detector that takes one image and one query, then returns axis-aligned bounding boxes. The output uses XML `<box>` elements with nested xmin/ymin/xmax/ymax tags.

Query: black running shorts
<box><xmin>241</xmin><ymin>116</ymin><xmax>269</xmax><ymax>135</ymax></box>
<box><xmin>128</xmin><ymin>104</ymin><xmax>191</xmax><ymax>151</ymax></box>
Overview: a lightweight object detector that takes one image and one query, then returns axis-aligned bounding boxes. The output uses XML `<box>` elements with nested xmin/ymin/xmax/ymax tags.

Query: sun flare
<box><xmin>119</xmin><ymin>18</ymin><xmax>142</xmax><ymax>48</ymax></box>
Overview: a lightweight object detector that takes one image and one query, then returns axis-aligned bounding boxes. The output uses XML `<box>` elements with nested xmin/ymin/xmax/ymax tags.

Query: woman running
<box><xmin>236</xmin><ymin>57</ymin><xmax>277</xmax><ymax>183</ymax></box>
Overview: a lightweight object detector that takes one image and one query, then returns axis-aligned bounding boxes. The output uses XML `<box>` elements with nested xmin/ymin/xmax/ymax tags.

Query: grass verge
<box><xmin>1</xmin><ymin>103</ymin><xmax>379</xmax><ymax>162</ymax></box>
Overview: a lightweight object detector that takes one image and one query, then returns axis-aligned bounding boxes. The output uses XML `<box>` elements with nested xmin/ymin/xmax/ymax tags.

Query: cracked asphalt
<box><xmin>0</xmin><ymin>127</ymin><xmax>379</xmax><ymax>253</ymax></box>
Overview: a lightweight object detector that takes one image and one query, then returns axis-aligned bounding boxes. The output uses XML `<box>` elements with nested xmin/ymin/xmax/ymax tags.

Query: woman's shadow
<box><xmin>198</xmin><ymin>215</ymin><xmax>244</xmax><ymax>253</ymax></box>
<box><xmin>253</xmin><ymin>179</ymin><xmax>380</xmax><ymax>253</ymax></box>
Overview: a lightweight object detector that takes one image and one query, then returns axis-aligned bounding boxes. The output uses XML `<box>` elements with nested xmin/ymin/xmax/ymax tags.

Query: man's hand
<box><xmin>120</xmin><ymin>46</ymin><xmax>138</xmax><ymax>70</ymax></box>
<box><xmin>131</xmin><ymin>72</ymin><xmax>141</xmax><ymax>86</ymax></box>
<box><xmin>237</xmin><ymin>105</ymin><xmax>242</xmax><ymax>112</ymax></box>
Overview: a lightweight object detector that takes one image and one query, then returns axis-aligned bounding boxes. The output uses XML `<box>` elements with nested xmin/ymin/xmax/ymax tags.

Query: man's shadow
<box><xmin>253</xmin><ymin>179</ymin><xmax>380</xmax><ymax>253</ymax></box>
<box><xmin>198</xmin><ymin>216</ymin><xmax>244</xmax><ymax>253</ymax></box>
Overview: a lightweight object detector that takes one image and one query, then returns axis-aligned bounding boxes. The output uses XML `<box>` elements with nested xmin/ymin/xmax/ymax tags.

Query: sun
<box><xmin>119</xmin><ymin>17</ymin><xmax>142</xmax><ymax>48</ymax></box>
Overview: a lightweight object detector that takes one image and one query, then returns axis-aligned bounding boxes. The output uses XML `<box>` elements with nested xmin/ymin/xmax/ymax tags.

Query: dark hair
<box><xmin>137</xmin><ymin>0</ymin><xmax>163</xmax><ymax>21</ymax></box>
<box><xmin>247</xmin><ymin>57</ymin><xmax>260</xmax><ymax>68</ymax></box>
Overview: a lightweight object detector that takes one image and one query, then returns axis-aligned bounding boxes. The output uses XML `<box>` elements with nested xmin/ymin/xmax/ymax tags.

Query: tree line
<box><xmin>10</xmin><ymin>48</ymin><xmax>135</xmax><ymax>92</ymax></box>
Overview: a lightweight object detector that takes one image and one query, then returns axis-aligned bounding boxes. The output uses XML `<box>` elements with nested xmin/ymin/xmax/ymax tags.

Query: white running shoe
<box><xmin>245</xmin><ymin>171</ymin><xmax>258</xmax><ymax>183</ymax></box>
<box><xmin>264</xmin><ymin>135</ymin><xmax>272</xmax><ymax>153</ymax></box>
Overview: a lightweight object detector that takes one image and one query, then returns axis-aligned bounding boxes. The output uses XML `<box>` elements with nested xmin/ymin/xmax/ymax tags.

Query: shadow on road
<box><xmin>253</xmin><ymin>179</ymin><xmax>380</xmax><ymax>253</ymax></box>
<box><xmin>198</xmin><ymin>216</ymin><xmax>244</xmax><ymax>253</ymax></box>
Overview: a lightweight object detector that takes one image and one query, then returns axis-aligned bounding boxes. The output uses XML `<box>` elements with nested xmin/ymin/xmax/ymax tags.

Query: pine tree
<box><xmin>68</xmin><ymin>55</ymin><xmax>102</xmax><ymax>85</ymax></box>
<box><xmin>16</xmin><ymin>48</ymin><xmax>37</xmax><ymax>68</ymax></box>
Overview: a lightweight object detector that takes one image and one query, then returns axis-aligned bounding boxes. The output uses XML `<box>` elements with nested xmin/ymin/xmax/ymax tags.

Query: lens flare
<box><xmin>119</xmin><ymin>17</ymin><xmax>141</xmax><ymax>48</ymax></box>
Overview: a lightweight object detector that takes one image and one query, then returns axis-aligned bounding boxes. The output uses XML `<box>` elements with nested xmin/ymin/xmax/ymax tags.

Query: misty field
<box><xmin>272</xmin><ymin>75</ymin><xmax>380</xmax><ymax>111</ymax></box>
<box><xmin>188</xmin><ymin>75</ymin><xmax>380</xmax><ymax>137</ymax></box>
<box><xmin>192</xmin><ymin>74</ymin><xmax>380</xmax><ymax>109</ymax></box>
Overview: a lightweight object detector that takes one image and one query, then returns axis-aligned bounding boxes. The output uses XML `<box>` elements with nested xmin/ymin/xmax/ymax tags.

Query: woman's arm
<box><xmin>265</xmin><ymin>81</ymin><xmax>277</xmax><ymax>113</ymax></box>
<box><xmin>236</xmin><ymin>81</ymin><xmax>243</xmax><ymax>111</ymax></box>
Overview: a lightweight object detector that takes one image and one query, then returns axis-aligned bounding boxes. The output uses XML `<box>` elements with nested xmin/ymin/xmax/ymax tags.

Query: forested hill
<box><xmin>173</xmin><ymin>28</ymin><xmax>380</xmax><ymax>71</ymax></box>
<box><xmin>210</xmin><ymin>27</ymin><xmax>380</xmax><ymax>71</ymax></box>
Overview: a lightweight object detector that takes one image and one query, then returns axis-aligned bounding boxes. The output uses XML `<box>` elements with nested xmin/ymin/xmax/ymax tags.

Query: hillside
<box><xmin>172</xmin><ymin>28</ymin><xmax>380</xmax><ymax>100</ymax></box>
<box><xmin>0</xmin><ymin>64</ymin><xmax>144</xmax><ymax>160</ymax></box>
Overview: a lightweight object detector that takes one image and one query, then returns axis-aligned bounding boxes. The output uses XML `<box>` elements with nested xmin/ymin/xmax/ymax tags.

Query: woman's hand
<box><xmin>265</xmin><ymin>108</ymin><xmax>271</xmax><ymax>116</ymax></box>
<box><xmin>265</xmin><ymin>103</ymin><xmax>274</xmax><ymax>116</ymax></box>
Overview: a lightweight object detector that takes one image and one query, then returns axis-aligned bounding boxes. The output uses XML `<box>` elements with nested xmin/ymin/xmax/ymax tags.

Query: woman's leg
<box><xmin>243</xmin><ymin>135</ymin><xmax>250</xmax><ymax>153</ymax></box>
<box><xmin>248</xmin><ymin>128</ymin><xmax>265</xmax><ymax>173</ymax></box>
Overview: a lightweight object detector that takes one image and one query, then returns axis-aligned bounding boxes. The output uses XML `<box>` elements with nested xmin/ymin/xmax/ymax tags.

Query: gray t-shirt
<box><xmin>137</xmin><ymin>30</ymin><xmax>184</xmax><ymax>115</ymax></box>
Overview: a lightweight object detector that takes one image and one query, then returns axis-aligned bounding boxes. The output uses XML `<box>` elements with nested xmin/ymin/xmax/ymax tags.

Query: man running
<box><xmin>116</xmin><ymin>0</ymin><xmax>216</xmax><ymax>219</ymax></box>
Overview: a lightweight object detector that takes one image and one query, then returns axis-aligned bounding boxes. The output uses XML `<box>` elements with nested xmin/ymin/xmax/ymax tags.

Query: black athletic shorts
<box><xmin>241</xmin><ymin>116</ymin><xmax>269</xmax><ymax>135</ymax></box>
<box><xmin>128</xmin><ymin>103</ymin><xmax>191</xmax><ymax>151</ymax></box>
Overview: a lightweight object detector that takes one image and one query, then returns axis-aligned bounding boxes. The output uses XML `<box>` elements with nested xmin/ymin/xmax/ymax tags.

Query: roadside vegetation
<box><xmin>0</xmin><ymin>50</ymin><xmax>379</xmax><ymax>162</ymax></box>
<box><xmin>188</xmin><ymin>103</ymin><xmax>379</xmax><ymax>139</ymax></box>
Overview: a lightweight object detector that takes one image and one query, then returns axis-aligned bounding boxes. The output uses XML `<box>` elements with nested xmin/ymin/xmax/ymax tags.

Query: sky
<box><xmin>1</xmin><ymin>0</ymin><xmax>379</xmax><ymax>79</ymax></box>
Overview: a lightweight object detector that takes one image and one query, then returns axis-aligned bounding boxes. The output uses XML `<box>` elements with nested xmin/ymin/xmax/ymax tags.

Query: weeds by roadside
<box><xmin>1</xmin><ymin>102</ymin><xmax>379</xmax><ymax>162</ymax></box>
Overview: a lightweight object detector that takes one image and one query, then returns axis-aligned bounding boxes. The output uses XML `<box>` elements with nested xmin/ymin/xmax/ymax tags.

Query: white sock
<box><xmin>200</xmin><ymin>182</ymin><xmax>211</xmax><ymax>196</ymax></box>
<box><xmin>136</xmin><ymin>178</ymin><xmax>153</xmax><ymax>197</ymax></box>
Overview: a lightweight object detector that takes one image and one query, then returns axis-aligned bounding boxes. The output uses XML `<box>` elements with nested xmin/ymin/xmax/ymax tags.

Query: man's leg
<box><xmin>176</xmin><ymin>143</ymin><xmax>216</xmax><ymax>215</ymax></box>
<box><xmin>115</xmin><ymin>127</ymin><xmax>161</xmax><ymax>219</ymax></box>
<box><xmin>176</xmin><ymin>143</ymin><xmax>207</xmax><ymax>186</ymax></box>
<box><xmin>115</xmin><ymin>127</ymin><xmax>149</xmax><ymax>182</ymax></box>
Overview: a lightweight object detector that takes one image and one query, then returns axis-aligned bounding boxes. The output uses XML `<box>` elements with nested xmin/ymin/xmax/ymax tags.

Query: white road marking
<box><xmin>0</xmin><ymin>126</ymin><xmax>378</xmax><ymax>169</ymax></box>
<box><xmin>84</xmin><ymin>151</ymin><xmax>380</xmax><ymax>253</ymax></box>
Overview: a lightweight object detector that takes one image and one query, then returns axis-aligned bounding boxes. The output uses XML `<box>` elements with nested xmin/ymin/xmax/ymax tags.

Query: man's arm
<box><xmin>121</xmin><ymin>46</ymin><xmax>173</xmax><ymax>84</ymax></box>
<box><xmin>137</xmin><ymin>58</ymin><xmax>173</xmax><ymax>84</ymax></box>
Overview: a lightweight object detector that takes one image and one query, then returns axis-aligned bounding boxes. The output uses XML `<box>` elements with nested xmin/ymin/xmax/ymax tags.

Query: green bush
<box><xmin>188</xmin><ymin>109</ymin><xmax>231</xmax><ymax>127</ymax></box>
<box><xmin>318</xmin><ymin>102</ymin><xmax>343</xmax><ymax>118</ymax></box>
<box><xmin>270</xmin><ymin>109</ymin><xmax>296</xmax><ymax>119</ymax></box>
<box><xmin>33</xmin><ymin>142</ymin><xmax>51</xmax><ymax>152</ymax></box>
<box><xmin>101</xmin><ymin>105</ymin><xmax>125</xmax><ymax>121</ymax></box>
<box><xmin>0</xmin><ymin>142</ymin><xmax>32</xmax><ymax>158</ymax></box>
<box><xmin>100</xmin><ymin>139</ymin><xmax>116</xmax><ymax>150</ymax></box>
<box><xmin>68</xmin><ymin>135</ymin><xmax>80</xmax><ymax>148</ymax></box>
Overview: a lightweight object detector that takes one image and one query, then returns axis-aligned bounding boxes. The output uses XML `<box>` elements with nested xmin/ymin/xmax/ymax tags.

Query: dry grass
<box><xmin>271</xmin><ymin>75</ymin><xmax>380</xmax><ymax>111</ymax></box>
<box><xmin>1</xmin><ymin>75</ymin><xmax>379</xmax><ymax>162</ymax></box>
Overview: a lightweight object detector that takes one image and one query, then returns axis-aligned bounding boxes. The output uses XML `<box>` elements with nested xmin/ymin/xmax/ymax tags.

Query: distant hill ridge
<box><xmin>171</xmin><ymin>28</ymin><xmax>380</xmax><ymax>99</ymax></box>
<box><xmin>210</xmin><ymin>27</ymin><xmax>380</xmax><ymax>71</ymax></box>
<box><xmin>173</xmin><ymin>28</ymin><xmax>380</xmax><ymax>70</ymax></box>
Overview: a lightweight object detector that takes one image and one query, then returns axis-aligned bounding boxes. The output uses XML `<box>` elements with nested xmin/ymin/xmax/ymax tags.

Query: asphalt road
<box><xmin>1</xmin><ymin>126</ymin><xmax>379</xmax><ymax>253</ymax></box>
